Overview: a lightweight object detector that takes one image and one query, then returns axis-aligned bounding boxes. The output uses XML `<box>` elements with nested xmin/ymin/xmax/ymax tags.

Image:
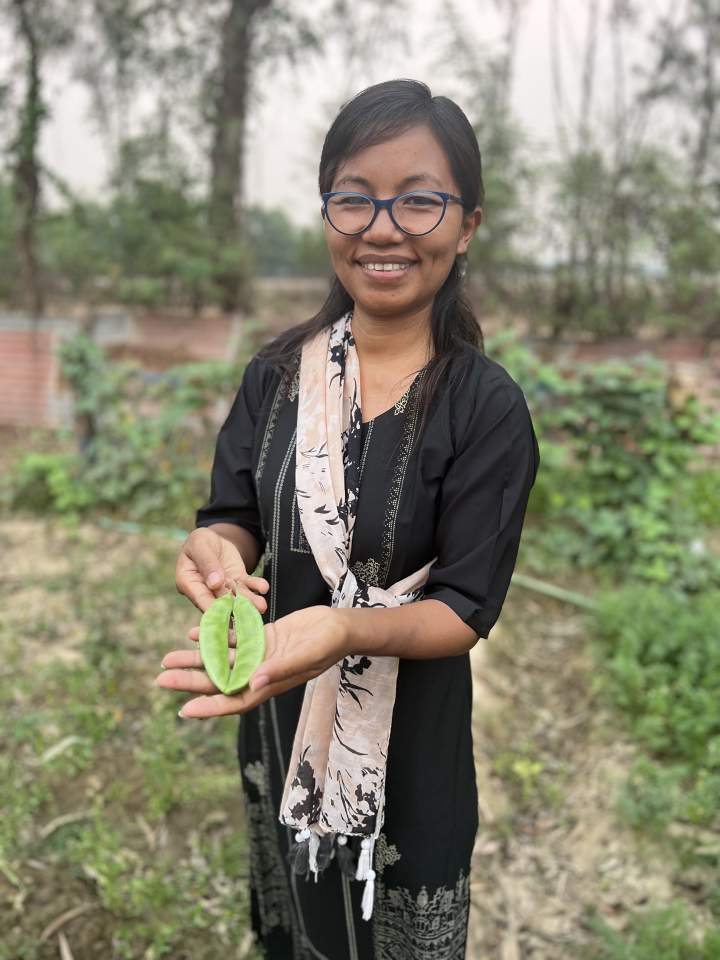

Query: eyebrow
<box><xmin>334</xmin><ymin>172</ymin><xmax>444</xmax><ymax>191</ymax></box>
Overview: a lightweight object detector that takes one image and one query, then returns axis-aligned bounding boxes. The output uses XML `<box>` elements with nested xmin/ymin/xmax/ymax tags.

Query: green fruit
<box><xmin>199</xmin><ymin>590</ymin><xmax>266</xmax><ymax>695</ymax></box>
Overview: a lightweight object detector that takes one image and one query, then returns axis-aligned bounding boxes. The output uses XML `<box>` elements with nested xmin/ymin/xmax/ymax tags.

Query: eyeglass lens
<box><xmin>326</xmin><ymin>192</ymin><xmax>446</xmax><ymax>235</ymax></box>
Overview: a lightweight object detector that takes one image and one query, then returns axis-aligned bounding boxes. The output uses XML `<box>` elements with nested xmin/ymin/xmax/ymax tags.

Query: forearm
<box><xmin>207</xmin><ymin>522</ymin><xmax>263</xmax><ymax>574</ymax></box>
<box><xmin>336</xmin><ymin>599</ymin><xmax>478</xmax><ymax>660</ymax></box>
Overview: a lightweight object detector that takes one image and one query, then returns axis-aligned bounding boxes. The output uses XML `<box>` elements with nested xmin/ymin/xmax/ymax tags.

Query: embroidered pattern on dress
<box><xmin>358</xmin><ymin>418</ymin><xmax>374</xmax><ymax>483</ymax></box>
<box><xmin>373</xmin><ymin>870</ymin><xmax>471</xmax><ymax>960</ymax></box>
<box><xmin>244</xmin><ymin>760</ymin><xmax>267</xmax><ymax>797</ymax></box>
<box><xmin>376</xmin><ymin>368</ymin><xmax>427</xmax><ymax>589</ymax></box>
<box><xmin>256</xmin><ymin>381</ymin><xmax>284</xmax><ymax>490</ymax></box>
<box><xmin>374</xmin><ymin>831</ymin><xmax>402</xmax><ymax>876</ymax></box>
<box><xmin>242</xmin><ymin>739</ymin><xmax>294</xmax><ymax>944</ymax></box>
<box><xmin>350</xmin><ymin>556</ymin><xmax>381</xmax><ymax>587</ymax></box>
<box><xmin>394</xmin><ymin>390</ymin><xmax>410</xmax><ymax>415</ymax></box>
<box><xmin>287</xmin><ymin>361</ymin><xmax>300</xmax><ymax>402</ymax></box>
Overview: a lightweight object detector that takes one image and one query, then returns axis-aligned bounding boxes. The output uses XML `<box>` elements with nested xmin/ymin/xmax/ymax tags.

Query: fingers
<box><xmin>186</xmin><ymin>529</ymin><xmax>235</xmax><ymax>592</ymax></box>
<box><xmin>175</xmin><ymin>530</ymin><xmax>270</xmax><ymax>615</ymax></box>
<box><xmin>176</xmin><ymin>691</ymin><xmax>254</xmax><ymax>719</ymax></box>
<box><xmin>154</xmin><ymin>650</ymin><xmax>317</xmax><ymax>719</ymax></box>
<box><xmin>155</xmin><ymin>667</ymin><xmax>220</xmax><ymax>695</ymax></box>
<box><xmin>175</xmin><ymin>670</ymin><xmax>316</xmax><ymax>719</ymax></box>
<box><xmin>187</xmin><ymin>624</ymin><xmax>234</xmax><ymax>646</ymax></box>
<box><xmin>162</xmin><ymin>649</ymin><xmax>234</xmax><ymax>670</ymax></box>
<box><xmin>231</xmin><ymin>581</ymin><xmax>269</xmax><ymax>616</ymax></box>
<box><xmin>175</xmin><ymin>529</ymin><xmax>243</xmax><ymax>611</ymax></box>
<box><xmin>246</xmin><ymin>575</ymin><xmax>270</xmax><ymax>594</ymax></box>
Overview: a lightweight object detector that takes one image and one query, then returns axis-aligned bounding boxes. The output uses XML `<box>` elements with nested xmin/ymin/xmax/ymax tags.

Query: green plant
<box><xmin>490</xmin><ymin>334</ymin><xmax>720</xmax><ymax>591</ymax></box>
<box><xmin>584</xmin><ymin>901</ymin><xmax>720</xmax><ymax>959</ymax></box>
<box><xmin>491</xmin><ymin>743</ymin><xmax>562</xmax><ymax>811</ymax></box>
<box><xmin>592</xmin><ymin>587</ymin><xmax>720</xmax><ymax>770</ymax></box>
<box><xmin>616</xmin><ymin>758</ymin><xmax>686</xmax><ymax>836</ymax></box>
<box><xmin>8</xmin><ymin>334</ymin><xmax>251</xmax><ymax>525</ymax></box>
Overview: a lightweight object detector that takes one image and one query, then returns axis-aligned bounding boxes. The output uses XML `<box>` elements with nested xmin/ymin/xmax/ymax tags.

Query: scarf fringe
<box><xmin>355</xmin><ymin>836</ymin><xmax>376</xmax><ymax>920</ymax></box>
<box><xmin>286</xmin><ymin>831</ymin><xmax>377</xmax><ymax>920</ymax></box>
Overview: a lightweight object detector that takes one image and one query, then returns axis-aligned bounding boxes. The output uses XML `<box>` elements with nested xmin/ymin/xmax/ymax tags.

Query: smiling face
<box><xmin>323</xmin><ymin>124</ymin><xmax>482</xmax><ymax>322</ymax></box>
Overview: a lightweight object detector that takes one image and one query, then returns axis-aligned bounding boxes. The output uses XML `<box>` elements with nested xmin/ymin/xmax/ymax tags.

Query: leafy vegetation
<box><xmin>0</xmin><ymin>530</ymin><xmax>261</xmax><ymax>959</ymax></box>
<box><xmin>591</xmin><ymin>587</ymin><xmax>720</xmax><ymax>834</ymax></box>
<box><xmin>584</xmin><ymin>902</ymin><xmax>720</xmax><ymax>960</ymax></box>
<box><xmin>488</xmin><ymin>332</ymin><xmax>720</xmax><ymax>592</ymax></box>
<box><xmin>5</xmin><ymin>333</ymin><xmax>249</xmax><ymax>527</ymax></box>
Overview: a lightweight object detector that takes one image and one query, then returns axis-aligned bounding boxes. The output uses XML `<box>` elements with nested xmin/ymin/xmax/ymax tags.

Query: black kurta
<box><xmin>195</xmin><ymin>338</ymin><xmax>540</xmax><ymax>960</ymax></box>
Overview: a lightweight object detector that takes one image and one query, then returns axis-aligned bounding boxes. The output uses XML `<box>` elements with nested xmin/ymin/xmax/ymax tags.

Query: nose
<box><xmin>361</xmin><ymin>203</ymin><xmax>405</xmax><ymax>242</ymax></box>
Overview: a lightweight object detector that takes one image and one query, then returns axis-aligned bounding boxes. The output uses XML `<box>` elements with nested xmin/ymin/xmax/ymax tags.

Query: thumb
<box><xmin>178</xmin><ymin>531</ymin><xmax>242</xmax><ymax>612</ymax></box>
<box><xmin>193</xmin><ymin>530</ymin><xmax>246</xmax><ymax>588</ymax></box>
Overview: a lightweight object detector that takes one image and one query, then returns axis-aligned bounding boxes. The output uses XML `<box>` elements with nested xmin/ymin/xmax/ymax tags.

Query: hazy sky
<box><xmin>39</xmin><ymin>0</ymin><xmax>662</xmax><ymax>225</ymax></box>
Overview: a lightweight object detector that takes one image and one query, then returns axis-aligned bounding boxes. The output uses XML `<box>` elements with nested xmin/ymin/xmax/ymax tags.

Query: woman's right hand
<box><xmin>175</xmin><ymin>527</ymin><xmax>269</xmax><ymax>614</ymax></box>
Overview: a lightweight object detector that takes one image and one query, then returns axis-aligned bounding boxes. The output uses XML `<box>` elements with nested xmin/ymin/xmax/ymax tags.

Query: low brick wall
<box><xmin>0</xmin><ymin>310</ymin><xmax>243</xmax><ymax>430</ymax></box>
<box><xmin>1</xmin><ymin>302</ymin><xmax>717</xmax><ymax>433</ymax></box>
<box><xmin>0</xmin><ymin>323</ymin><xmax>58</xmax><ymax>428</ymax></box>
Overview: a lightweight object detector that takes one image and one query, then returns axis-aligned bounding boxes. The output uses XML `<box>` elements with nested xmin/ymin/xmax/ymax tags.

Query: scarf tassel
<box><xmin>335</xmin><ymin>832</ymin><xmax>358</xmax><ymax>878</ymax></box>
<box><xmin>288</xmin><ymin>827</ymin><xmax>311</xmax><ymax>877</ymax></box>
<box><xmin>355</xmin><ymin>836</ymin><xmax>376</xmax><ymax>921</ymax></box>
<box><xmin>287</xmin><ymin>832</ymin><xmax>376</xmax><ymax>917</ymax></box>
<box><xmin>287</xmin><ymin>830</ymin><xmax>358</xmax><ymax>880</ymax></box>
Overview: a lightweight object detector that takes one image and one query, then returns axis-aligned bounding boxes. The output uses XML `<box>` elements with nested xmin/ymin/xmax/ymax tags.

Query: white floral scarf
<box><xmin>278</xmin><ymin>310</ymin><xmax>436</xmax><ymax>920</ymax></box>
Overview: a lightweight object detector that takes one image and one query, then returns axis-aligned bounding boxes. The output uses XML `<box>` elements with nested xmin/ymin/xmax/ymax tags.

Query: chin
<box><xmin>354</xmin><ymin>294</ymin><xmax>415</xmax><ymax>317</ymax></box>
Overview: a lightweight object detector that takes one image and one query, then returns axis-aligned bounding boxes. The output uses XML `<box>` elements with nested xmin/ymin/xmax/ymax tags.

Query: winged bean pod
<box><xmin>199</xmin><ymin>584</ymin><xmax>266</xmax><ymax>695</ymax></box>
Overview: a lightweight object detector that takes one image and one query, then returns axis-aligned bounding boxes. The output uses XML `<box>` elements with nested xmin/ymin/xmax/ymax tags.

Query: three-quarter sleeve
<box><xmin>422</xmin><ymin>370</ymin><xmax>540</xmax><ymax>639</ymax></box>
<box><xmin>194</xmin><ymin>354</ymin><xmax>271</xmax><ymax>553</ymax></box>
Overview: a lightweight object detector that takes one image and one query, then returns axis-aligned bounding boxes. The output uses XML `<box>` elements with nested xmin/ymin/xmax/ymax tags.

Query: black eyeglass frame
<box><xmin>320</xmin><ymin>189</ymin><xmax>470</xmax><ymax>237</ymax></box>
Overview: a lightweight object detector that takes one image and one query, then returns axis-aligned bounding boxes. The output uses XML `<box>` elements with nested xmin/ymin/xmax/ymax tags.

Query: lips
<box><xmin>356</xmin><ymin>256</ymin><xmax>417</xmax><ymax>266</ymax></box>
<box><xmin>358</xmin><ymin>262</ymin><xmax>415</xmax><ymax>280</ymax></box>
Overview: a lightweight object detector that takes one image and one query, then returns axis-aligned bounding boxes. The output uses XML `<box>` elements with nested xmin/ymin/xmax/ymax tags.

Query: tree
<box><xmin>439</xmin><ymin>1</ymin><xmax>539</xmax><ymax>308</ymax></box>
<box><xmin>1</xmin><ymin>0</ymin><xmax>71</xmax><ymax>314</ymax></box>
<box><xmin>641</xmin><ymin>0</ymin><xmax>720</xmax><ymax>195</ymax></box>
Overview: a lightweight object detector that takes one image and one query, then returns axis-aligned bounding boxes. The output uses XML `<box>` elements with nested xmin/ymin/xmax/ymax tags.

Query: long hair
<box><xmin>257</xmin><ymin>78</ymin><xmax>485</xmax><ymax>441</ymax></box>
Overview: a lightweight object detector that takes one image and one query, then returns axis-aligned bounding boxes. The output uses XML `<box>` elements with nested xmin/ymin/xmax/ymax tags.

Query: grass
<box><xmin>0</xmin><ymin>519</ymin><xmax>261</xmax><ymax>959</ymax></box>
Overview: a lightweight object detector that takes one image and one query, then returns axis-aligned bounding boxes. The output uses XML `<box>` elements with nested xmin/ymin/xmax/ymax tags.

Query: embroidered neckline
<box><xmin>361</xmin><ymin>364</ymin><xmax>429</xmax><ymax>426</ymax></box>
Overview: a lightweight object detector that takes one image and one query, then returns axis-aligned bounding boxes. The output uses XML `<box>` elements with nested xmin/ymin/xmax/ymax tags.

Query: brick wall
<box><xmin>0</xmin><ymin>320</ymin><xmax>61</xmax><ymax>429</ymax></box>
<box><xmin>0</xmin><ymin>310</ymin><xmax>243</xmax><ymax>430</ymax></box>
<box><xmin>1</xmin><ymin>302</ymin><xmax>717</xmax><ymax>432</ymax></box>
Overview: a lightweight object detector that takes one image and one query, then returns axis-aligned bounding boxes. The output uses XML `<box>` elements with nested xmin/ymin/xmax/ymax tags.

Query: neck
<box><xmin>350</xmin><ymin>303</ymin><xmax>434</xmax><ymax>367</ymax></box>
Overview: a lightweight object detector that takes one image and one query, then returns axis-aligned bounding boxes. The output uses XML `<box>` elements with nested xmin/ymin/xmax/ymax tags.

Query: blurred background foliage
<box><xmin>0</xmin><ymin>0</ymin><xmax>719</xmax><ymax>334</ymax></box>
<box><xmin>2</xmin><ymin>0</ymin><xmax>720</xmax><ymax>957</ymax></box>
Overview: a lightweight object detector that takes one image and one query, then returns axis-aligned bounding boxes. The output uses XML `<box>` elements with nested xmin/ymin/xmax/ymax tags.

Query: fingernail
<box><xmin>208</xmin><ymin>572</ymin><xmax>221</xmax><ymax>587</ymax></box>
<box><xmin>251</xmin><ymin>675</ymin><xmax>268</xmax><ymax>691</ymax></box>
<box><xmin>178</xmin><ymin>709</ymin><xmax>187</xmax><ymax>719</ymax></box>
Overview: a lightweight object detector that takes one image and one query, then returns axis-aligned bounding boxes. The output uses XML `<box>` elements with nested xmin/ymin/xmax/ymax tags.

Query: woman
<box><xmin>155</xmin><ymin>79</ymin><xmax>540</xmax><ymax>960</ymax></box>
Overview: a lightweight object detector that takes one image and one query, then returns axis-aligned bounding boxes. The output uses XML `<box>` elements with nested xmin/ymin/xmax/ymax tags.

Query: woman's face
<box><xmin>323</xmin><ymin>124</ymin><xmax>482</xmax><ymax>321</ymax></box>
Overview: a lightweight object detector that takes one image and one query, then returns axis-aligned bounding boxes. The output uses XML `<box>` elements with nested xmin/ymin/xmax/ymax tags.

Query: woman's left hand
<box><xmin>153</xmin><ymin>605</ymin><xmax>349</xmax><ymax>718</ymax></box>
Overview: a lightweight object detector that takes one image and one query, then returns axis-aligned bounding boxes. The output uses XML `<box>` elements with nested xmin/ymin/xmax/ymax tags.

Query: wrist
<box><xmin>334</xmin><ymin>607</ymin><xmax>379</xmax><ymax>658</ymax></box>
<box><xmin>334</xmin><ymin>608</ymin><xmax>351</xmax><ymax>656</ymax></box>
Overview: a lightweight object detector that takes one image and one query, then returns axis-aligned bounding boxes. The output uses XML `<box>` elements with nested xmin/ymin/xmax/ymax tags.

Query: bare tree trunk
<box><xmin>606</xmin><ymin>0</ymin><xmax>629</xmax><ymax>332</ymax></box>
<box><xmin>692</xmin><ymin>3</ymin><xmax>719</xmax><ymax>190</ymax></box>
<box><xmin>208</xmin><ymin>0</ymin><xmax>272</xmax><ymax>313</ymax></box>
<box><xmin>12</xmin><ymin>0</ymin><xmax>44</xmax><ymax>317</ymax></box>
<box><xmin>494</xmin><ymin>0</ymin><xmax>526</xmax><ymax>110</ymax></box>
<box><xmin>549</xmin><ymin>0</ymin><xmax>570</xmax><ymax>155</ymax></box>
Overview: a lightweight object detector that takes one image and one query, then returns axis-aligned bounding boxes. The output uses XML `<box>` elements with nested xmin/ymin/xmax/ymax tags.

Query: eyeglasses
<box><xmin>321</xmin><ymin>189</ymin><xmax>468</xmax><ymax>237</ymax></box>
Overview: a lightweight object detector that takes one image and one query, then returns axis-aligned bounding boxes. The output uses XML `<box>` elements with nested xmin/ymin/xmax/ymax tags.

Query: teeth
<box><xmin>361</xmin><ymin>263</ymin><xmax>411</xmax><ymax>271</ymax></box>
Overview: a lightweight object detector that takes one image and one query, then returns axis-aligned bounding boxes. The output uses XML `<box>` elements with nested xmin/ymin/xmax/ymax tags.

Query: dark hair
<box><xmin>257</xmin><ymin>78</ymin><xmax>485</xmax><ymax>441</ymax></box>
